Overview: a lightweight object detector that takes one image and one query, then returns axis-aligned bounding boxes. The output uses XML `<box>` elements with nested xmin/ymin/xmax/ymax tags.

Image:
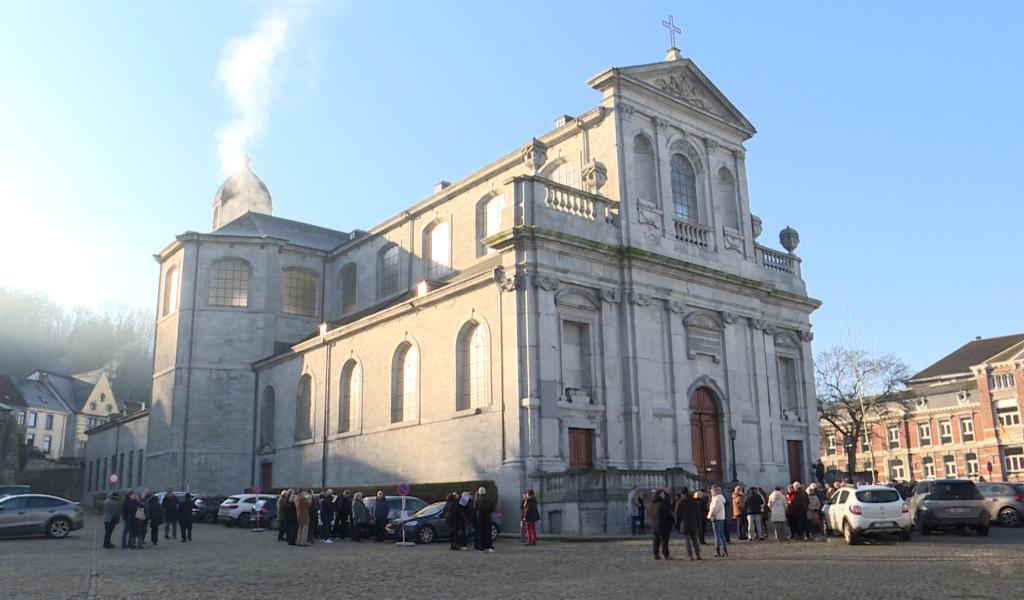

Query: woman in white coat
<box><xmin>767</xmin><ymin>486</ymin><xmax>788</xmax><ymax>541</ymax></box>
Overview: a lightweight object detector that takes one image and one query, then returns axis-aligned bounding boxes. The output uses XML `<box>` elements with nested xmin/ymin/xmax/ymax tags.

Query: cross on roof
<box><xmin>662</xmin><ymin>15</ymin><xmax>681</xmax><ymax>49</ymax></box>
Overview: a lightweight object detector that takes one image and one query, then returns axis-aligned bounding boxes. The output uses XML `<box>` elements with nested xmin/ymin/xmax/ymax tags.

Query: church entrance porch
<box><xmin>690</xmin><ymin>388</ymin><xmax>723</xmax><ymax>482</ymax></box>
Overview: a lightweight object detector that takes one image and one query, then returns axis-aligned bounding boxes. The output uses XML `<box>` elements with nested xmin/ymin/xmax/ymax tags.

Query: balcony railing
<box><xmin>673</xmin><ymin>219</ymin><xmax>711</xmax><ymax>248</ymax></box>
<box><xmin>756</xmin><ymin>244</ymin><xmax>801</xmax><ymax>277</ymax></box>
<box><xmin>543</xmin><ymin>179</ymin><xmax>599</xmax><ymax>219</ymax></box>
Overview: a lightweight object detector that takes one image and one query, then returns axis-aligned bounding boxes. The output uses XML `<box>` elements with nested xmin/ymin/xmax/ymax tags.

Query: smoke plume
<box><xmin>216</xmin><ymin>2</ymin><xmax>311</xmax><ymax>175</ymax></box>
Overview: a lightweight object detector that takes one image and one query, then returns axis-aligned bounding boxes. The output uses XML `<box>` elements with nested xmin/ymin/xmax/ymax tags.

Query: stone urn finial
<box><xmin>582</xmin><ymin>160</ymin><xmax>608</xmax><ymax>195</ymax></box>
<box><xmin>522</xmin><ymin>138</ymin><xmax>548</xmax><ymax>174</ymax></box>
<box><xmin>750</xmin><ymin>215</ymin><xmax>763</xmax><ymax>240</ymax></box>
<box><xmin>779</xmin><ymin>225</ymin><xmax>800</xmax><ymax>254</ymax></box>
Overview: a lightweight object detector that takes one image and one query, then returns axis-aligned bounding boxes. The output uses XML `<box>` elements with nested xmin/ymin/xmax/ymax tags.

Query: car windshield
<box><xmin>1013</xmin><ymin>484</ymin><xmax>1024</xmax><ymax>495</ymax></box>
<box><xmin>415</xmin><ymin>503</ymin><xmax>445</xmax><ymax>517</ymax></box>
<box><xmin>929</xmin><ymin>482</ymin><xmax>982</xmax><ymax>500</ymax></box>
<box><xmin>855</xmin><ymin>490</ymin><xmax>900</xmax><ymax>503</ymax></box>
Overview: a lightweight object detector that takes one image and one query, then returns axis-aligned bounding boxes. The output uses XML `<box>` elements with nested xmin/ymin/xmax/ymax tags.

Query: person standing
<box><xmin>295</xmin><ymin>490</ymin><xmax>311</xmax><ymax>547</ymax></box>
<box><xmin>161</xmin><ymin>489</ymin><xmax>179</xmax><ymax>540</ymax></box>
<box><xmin>744</xmin><ymin>487</ymin><xmax>765</xmax><ymax>542</ymax></box>
<box><xmin>707</xmin><ymin>486</ymin><xmax>728</xmax><ymax>558</ymax></box>
<box><xmin>444</xmin><ymin>492</ymin><xmax>461</xmax><ymax>551</ymax></box>
<box><xmin>372</xmin><ymin>491</ymin><xmax>389</xmax><ymax>542</ymax></box>
<box><xmin>519</xmin><ymin>491</ymin><xmax>528</xmax><ymax>544</ymax></box>
<box><xmin>790</xmin><ymin>482</ymin><xmax>810</xmax><ymax>540</ymax></box>
<box><xmin>277</xmin><ymin>490</ymin><xmax>290</xmax><ymax>541</ymax></box>
<box><xmin>523</xmin><ymin>489</ymin><xmax>539</xmax><ymax>546</ymax></box>
<box><xmin>674</xmin><ymin>488</ymin><xmax>701</xmax><ymax>560</ymax></box>
<box><xmin>120</xmin><ymin>490</ymin><xmax>136</xmax><ymax>549</ymax></box>
<box><xmin>146</xmin><ymin>490</ymin><xmax>164</xmax><ymax>547</ymax></box>
<box><xmin>131</xmin><ymin>491</ymin><xmax>149</xmax><ymax>549</ymax></box>
<box><xmin>320</xmin><ymin>489</ymin><xmax>335</xmax><ymax>543</ymax></box>
<box><xmin>806</xmin><ymin>484</ymin><xmax>822</xmax><ymax>537</ymax></box>
<box><xmin>179</xmin><ymin>493</ymin><xmax>194</xmax><ymax>542</ymax></box>
<box><xmin>336</xmin><ymin>490</ymin><xmax>352</xmax><ymax>540</ymax></box>
<box><xmin>731</xmin><ymin>486</ymin><xmax>746</xmax><ymax>541</ymax></box>
<box><xmin>650</xmin><ymin>489</ymin><xmax>673</xmax><ymax>560</ymax></box>
<box><xmin>814</xmin><ymin>459</ymin><xmax>826</xmax><ymax>486</ymax></box>
<box><xmin>308</xmin><ymin>490</ymin><xmax>320</xmax><ymax>545</ymax></box>
<box><xmin>627</xmin><ymin>487</ymin><xmax>640</xmax><ymax>535</ymax></box>
<box><xmin>102</xmin><ymin>492</ymin><xmax>120</xmax><ymax>549</ymax></box>
<box><xmin>474</xmin><ymin>487</ymin><xmax>495</xmax><ymax>552</ymax></box>
<box><xmin>457</xmin><ymin>492</ymin><xmax>473</xmax><ymax>549</ymax></box>
<box><xmin>636</xmin><ymin>489</ymin><xmax>647</xmax><ymax>534</ymax></box>
<box><xmin>696</xmin><ymin>489</ymin><xmax>710</xmax><ymax>545</ymax></box>
<box><xmin>767</xmin><ymin>486</ymin><xmax>787</xmax><ymax>541</ymax></box>
<box><xmin>351</xmin><ymin>492</ymin><xmax>368</xmax><ymax>542</ymax></box>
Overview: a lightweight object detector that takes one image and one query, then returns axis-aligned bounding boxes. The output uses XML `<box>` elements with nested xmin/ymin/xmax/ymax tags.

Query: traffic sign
<box><xmin>986</xmin><ymin>461</ymin><xmax>993</xmax><ymax>474</ymax></box>
<box><xmin>108</xmin><ymin>473</ymin><xmax>119</xmax><ymax>485</ymax></box>
<box><xmin>397</xmin><ymin>482</ymin><xmax>409</xmax><ymax>496</ymax></box>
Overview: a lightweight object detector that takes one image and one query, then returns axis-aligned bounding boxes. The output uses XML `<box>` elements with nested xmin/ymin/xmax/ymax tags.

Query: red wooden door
<box><xmin>260</xmin><ymin>462</ymin><xmax>273</xmax><ymax>490</ymax></box>
<box><xmin>690</xmin><ymin>388</ymin><xmax>723</xmax><ymax>481</ymax></box>
<box><xmin>787</xmin><ymin>440</ymin><xmax>804</xmax><ymax>484</ymax></box>
<box><xmin>568</xmin><ymin>428</ymin><xmax>594</xmax><ymax>469</ymax></box>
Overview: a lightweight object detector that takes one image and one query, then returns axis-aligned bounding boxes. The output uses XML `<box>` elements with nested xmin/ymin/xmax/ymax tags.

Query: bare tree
<box><xmin>816</xmin><ymin>346</ymin><xmax>912</xmax><ymax>479</ymax></box>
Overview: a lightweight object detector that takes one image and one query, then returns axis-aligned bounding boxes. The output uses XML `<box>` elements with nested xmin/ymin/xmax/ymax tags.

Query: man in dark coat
<box><xmin>334</xmin><ymin>490</ymin><xmax>352</xmax><ymax>539</ymax></box>
<box><xmin>473</xmin><ymin>487</ymin><xmax>495</xmax><ymax>552</ymax></box>
<box><xmin>523</xmin><ymin>489</ymin><xmax>540</xmax><ymax>546</ymax></box>
<box><xmin>102</xmin><ymin>492</ymin><xmax>120</xmax><ymax>549</ymax></box>
<box><xmin>178</xmin><ymin>493</ymin><xmax>194</xmax><ymax>542</ymax></box>
<box><xmin>320</xmin><ymin>490</ymin><xmax>335</xmax><ymax>542</ymax></box>
<box><xmin>161</xmin><ymin>488</ymin><xmax>179</xmax><ymax>540</ymax></box>
<box><xmin>444</xmin><ymin>492</ymin><xmax>461</xmax><ymax>551</ymax></box>
<box><xmin>649</xmin><ymin>489</ymin><xmax>673</xmax><ymax>560</ymax></box>
<box><xmin>120</xmin><ymin>490</ymin><xmax>137</xmax><ymax>549</ymax></box>
<box><xmin>277</xmin><ymin>491</ymin><xmax>290</xmax><ymax>541</ymax></box>
<box><xmin>146</xmin><ymin>491</ymin><xmax>164</xmax><ymax>547</ymax></box>
<box><xmin>790</xmin><ymin>482</ymin><xmax>811</xmax><ymax>540</ymax></box>
<box><xmin>372</xmin><ymin>491</ymin><xmax>389</xmax><ymax>542</ymax></box>
<box><xmin>282</xmin><ymin>489</ymin><xmax>298</xmax><ymax>546</ymax></box>
<box><xmin>673</xmin><ymin>488</ymin><xmax>701</xmax><ymax>560</ymax></box>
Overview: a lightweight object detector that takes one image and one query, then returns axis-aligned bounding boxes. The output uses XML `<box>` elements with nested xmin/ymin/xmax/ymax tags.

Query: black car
<box><xmin>192</xmin><ymin>495</ymin><xmax>226</xmax><ymax>524</ymax></box>
<box><xmin>386</xmin><ymin>501</ymin><xmax>501</xmax><ymax>544</ymax></box>
<box><xmin>252</xmin><ymin>498</ymin><xmax>278</xmax><ymax>529</ymax></box>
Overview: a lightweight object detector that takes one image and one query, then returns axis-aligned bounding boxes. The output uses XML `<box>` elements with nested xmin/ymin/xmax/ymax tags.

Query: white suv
<box><xmin>218</xmin><ymin>494</ymin><xmax>277</xmax><ymax>527</ymax></box>
<box><xmin>826</xmin><ymin>485</ymin><xmax>911</xmax><ymax>544</ymax></box>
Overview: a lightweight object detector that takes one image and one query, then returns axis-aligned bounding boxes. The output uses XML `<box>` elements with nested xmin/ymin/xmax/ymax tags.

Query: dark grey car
<box><xmin>977</xmin><ymin>482</ymin><xmax>1024</xmax><ymax>527</ymax></box>
<box><xmin>908</xmin><ymin>480</ymin><xmax>989</xmax><ymax>535</ymax></box>
<box><xmin>0</xmin><ymin>494</ymin><xmax>85</xmax><ymax>538</ymax></box>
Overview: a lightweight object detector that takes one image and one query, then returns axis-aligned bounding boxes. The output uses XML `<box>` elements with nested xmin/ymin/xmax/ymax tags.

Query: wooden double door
<box><xmin>690</xmin><ymin>388</ymin><xmax>723</xmax><ymax>481</ymax></box>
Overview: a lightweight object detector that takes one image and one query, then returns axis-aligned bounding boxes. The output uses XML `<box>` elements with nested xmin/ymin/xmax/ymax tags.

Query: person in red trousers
<box><xmin>523</xmin><ymin>489</ymin><xmax>540</xmax><ymax>545</ymax></box>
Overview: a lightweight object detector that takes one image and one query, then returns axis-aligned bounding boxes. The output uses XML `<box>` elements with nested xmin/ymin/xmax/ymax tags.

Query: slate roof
<box><xmin>0</xmin><ymin>375</ymin><xmax>27</xmax><ymax>408</ymax></box>
<box><xmin>211</xmin><ymin>212</ymin><xmax>350</xmax><ymax>252</ymax></box>
<box><xmin>18</xmin><ymin>378</ymin><xmax>73</xmax><ymax>413</ymax></box>
<box><xmin>910</xmin><ymin>334</ymin><xmax>1024</xmax><ymax>381</ymax></box>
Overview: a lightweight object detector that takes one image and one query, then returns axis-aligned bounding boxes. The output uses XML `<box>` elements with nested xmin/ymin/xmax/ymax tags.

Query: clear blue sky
<box><xmin>1</xmin><ymin>1</ymin><xmax>1021</xmax><ymax>373</ymax></box>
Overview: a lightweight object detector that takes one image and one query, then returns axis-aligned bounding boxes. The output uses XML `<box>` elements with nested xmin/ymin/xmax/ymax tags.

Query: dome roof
<box><xmin>213</xmin><ymin>164</ymin><xmax>272</xmax><ymax>208</ymax></box>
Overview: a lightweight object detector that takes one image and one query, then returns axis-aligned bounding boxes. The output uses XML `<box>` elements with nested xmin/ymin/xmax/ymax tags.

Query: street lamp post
<box><xmin>729</xmin><ymin>428</ymin><xmax>738</xmax><ymax>482</ymax></box>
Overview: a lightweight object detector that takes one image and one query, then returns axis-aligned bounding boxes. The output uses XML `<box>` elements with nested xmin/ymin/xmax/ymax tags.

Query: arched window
<box><xmin>633</xmin><ymin>134</ymin><xmax>657</xmax><ymax>205</ymax></box>
<box><xmin>545</xmin><ymin>159</ymin><xmax>581</xmax><ymax>188</ymax></box>
<box><xmin>339</xmin><ymin>263</ymin><xmax>357</xmax><ymax>315</ymax></box>
<box><xmin>282</xmin><ymin>268</ymin><xmax>318</xmax><ymax>316</ymax></box>
<box><xmin>294</xmin><ymin>374</ymin><xmax>312</xmax><ymax>441</ymax></box>
<box><xmin>162</xmin><ymin>266</ymin><xmax>179</xmax><ymax>315</ymax></box>
<box><xmin>717</xmin><ymin>167</ymin><xmax>739</xmax><ymax>230</ymax></box>
<box><xmin>391</xmin><ymin>343</ymin><xmax>418</xmax><ymax>423</ymax></box>
<box><xmin>378</xmin><ymin>244</ymin><xmax>401</xmax><ymax>298</ymax></box>
<box><xmin>670</xmin><ymin>154</ymin><xmax>698</xmax><ymax>221</ymax></box>
<box><xmin>477</xmin><ymin>194</ymin><xmax>505</xmax><ymax>257</ymax></box>
<box><xmin>259</xmin><ymin>386</ymin><xmax>276</xmax><ymax>448</ymax></box>
<box><xmin>338</xmin><ymin>360</ymin><xmax>360</xmax><ymax>433</ymax></box>
<box><xmin>424</xmin><ymin>221</ymin><xmax>451</xmax><ymax>280</ymax></box>
<box><xmin>208</xmin><ymin>258</ymin><xmax>250</xmax><ymax>307</ymax></box>
<box><xmin>456</xmin><ymin>322</ymin><xmax>489</xmax><ymax>411</ymax></box>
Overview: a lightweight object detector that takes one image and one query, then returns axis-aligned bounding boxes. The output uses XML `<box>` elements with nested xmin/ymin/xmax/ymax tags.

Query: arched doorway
<box><xmin>690</xmin><ymin>387</ymin><xmax>723</xmax><ymax>481</ymax></box>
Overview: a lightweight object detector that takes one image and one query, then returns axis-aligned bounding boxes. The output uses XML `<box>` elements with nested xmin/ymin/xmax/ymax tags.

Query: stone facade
<box><xmin>137</xmin><ymin>50</ymin><xmax>821</xmax><ymax>534</ymax></box>
<box><xmin>83</xmin><ymin>410</ymin><xmax>149</xmax><ymax>501</ymax></box>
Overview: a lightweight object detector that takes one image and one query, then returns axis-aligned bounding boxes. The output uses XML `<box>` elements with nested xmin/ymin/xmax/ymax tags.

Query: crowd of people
<box><xmin>101</xmin><ymin>488</ymin><xmax>194</xmax><ymax>549</ymax></box>
<box><xmin>630</xmin><ymin>480</ymin><xmax>830</xmax><ymax>560</ymax></box>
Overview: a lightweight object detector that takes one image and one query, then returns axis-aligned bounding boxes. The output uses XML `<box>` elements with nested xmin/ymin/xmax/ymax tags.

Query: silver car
<box><xmin>977</xmin><ymin>482</ymin><xmax>1024</xmax><ymax>527</ymax></box>
<box><xmin>908</xmin><ymin>480</ymin><xmax>989</xmax><ymax>536</ymax></box>
<box><xmin>0</xmin><ymin>494</ymin><xmax>85</xmax><ymax>538</ymax></box>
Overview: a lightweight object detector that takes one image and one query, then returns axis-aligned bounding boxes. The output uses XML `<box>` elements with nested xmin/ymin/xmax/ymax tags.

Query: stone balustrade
<box><xmin>542</xmin><ymin>177</ymin><xmax>604</xmax><ymax>220</ymax></box>
<box><xmin>673</xmin><ymin>218</ymin><xmax>711</xmax><ymax>248</ymax></box>
<box><xmin>755</xmin><ymin>244</ymin><xmax>801</xmax><ymax>277</ymax></box>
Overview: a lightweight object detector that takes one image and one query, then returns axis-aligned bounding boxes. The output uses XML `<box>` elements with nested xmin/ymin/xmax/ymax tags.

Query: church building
<box><xmin>142</xmin><ymin>46</ymin><xmax>820</xmax><ymax>534</ymax></box>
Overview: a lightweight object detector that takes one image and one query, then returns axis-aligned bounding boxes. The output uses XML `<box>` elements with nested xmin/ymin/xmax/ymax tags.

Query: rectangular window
<box><xmin>340</xmin><ymin>263</ymin><xmax>358</xmax><ymax>315</ymax></box>
<box><xmin>568</xmin><ymin>427</ymin><xmax>594</xmax><ymax>469</ymax></box>
<box><xmin>890</xmin><ymin>462</ymin><xmax>906</xmax><ymax>481</ymax></box>
<box><xmin>860</xmin><ymin>431</ymin><xmax>870</xmax><ymax>452</ymax></box>
<box><xmin>426</xmin><ymin>222</ymin><xmax>451</xmax><ymax>280</ymax></box>
<box><xmin>110</xmin><ymin>454</ymin><xmax>116</xmax><ymax>489</ymax></box>
<box><xmin>41</xmin><ymin>435</ymin><xmax>52</xmax><ymax>453</ymax></box>
<box><xmin>939</xmin><ymin>420</ymin><xmax>953</xmax><ymax>444</ymax></box>
<box><xmin>118</xmin><ymin>453</ymin><xmax>124</xmax><ymax>482</ymax></box>
<box><xmin>966</xmin><ymin>455</ymin><xmax>980</xmax><ymax>477</ymax></box>
<box><xmin>44</xmin><ymin>414</ymin><xmax>54</xmax><ymax>430</ymax></box>
<box><xmin>888</xmin><ymin>425</ymin><xmax>900</xmax><ymax>449</ymax></box>
<box><xmin>87</xmin><ymin>461</ymin><xmax>93</xmax><ymax>492</ymax></box>
<box><xmin>102</xmin><ymin>457</ymin><xmax>108</xmax><ymax>489</ymax></box>
<box><xmin>282</xmin><ymin>269</ymin><xmax>318</xmax><ymax>316</ymax></box>
<box><xmin>137</xmin><ymin>449</ymin><xmax>144</xmax><ymax>486</ymax></box>
<box><xmin>208</xmin><ymin>259</ymin><xmax>250</xmax><ymax>307</ymax></box>
<box><xmin>862</xmin><ymin>460</ymin><xmax>873</xmax><ymax>472</ymax></box>
<box><xmin>944</xmin><ymin>457</ymin><xmax>958</xmax><ymax>478</ymax></box>
<box><xmin>127</xmin><ymin>451</ymin><xmax>134</xmax><ymax>487</ymax></box>
<box><xmin>960</xmin><ymin>417</ymin><xmax>975</xmax><ymax>442</ymax></box>
<box><xmin>561</xmin><ymin>321</ymin><xmax>592</xmax><ymax>400</ymax></box>
<box><xmin>778</xmin><ymin>357</ymin><xmax>799</xmax><ymax>412</ymax></box>
<box><xmin>826</xmin><ymin>436</ymin><xmax>836</xmax><ymax>455</ymax></box>
<box><xmin>997</xmin><ymin>407</ymin><xmax>1021</xmax><ymax>428</ymax></box>
<box><xmin>483</xmin><ymin>195</ymin><xmax>504</xmax><ymax>255</ymax></box>
<box><xmin>26</xmin><ymin>432</ymin><xmax>35</xmax><ymax>447</ymax></box>
<box><xmin>918</xmin><ymin>422</ymin><xmax>931</xmax><ymax>446</ymax></box>
<box><xmin>989</xmin><ymin>373</ymin><xmax>1015</xmax><ymax>390</ymax></box>
<box><xmin>28</xmin><ymin>412</ymin><xmax>37</xmax><ymax>427</ymax></box>
<box><xmin>923</xmin><ymin>458</ymin><xmax>936</xmax><ymax>479</ymax></box>
<box><xmin>16</xmin><ymin>411</ymin><xmax>25</xmax><ymax>426</ymax></box>
<box><xmin>1005</xmin><ymin>448</ymin><xmax>1024</xmax><ymax>474</ymax></box>
<box><xmin>379</xmin><ymin>245</ymin><xmax>401</xmax><ymax>298</ymax></box>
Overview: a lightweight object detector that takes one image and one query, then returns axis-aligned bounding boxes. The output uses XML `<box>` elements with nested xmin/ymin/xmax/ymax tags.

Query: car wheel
<box><xmin>417</xmin><ymin>526</ymin><xmax>435</xmax><ymax>544</ymax></box>
<box><xmin>975</xmin><ymin>525</ymin><xmax>989</xmax><ymax>537</ymax></box>
<box><xmin>998</xmin><ymin>508</ymin><xmax>1021</xmax><ymax>528</ymax></box>
<box><xmin>900</xmin><ymin>528</ymin><xmax>912</xmax><ymax>541</ymax></box>
<box><xmin>237</xmin><ymin>513</ymin><xmax>251</xmax><ymax>528</ymax></box>
<box><xmin>47</xmin><ymin>517</ymin><xmax>72</xmax><ymax>539</ymax></box>
<box><xmin>843</xmin><ymin>521</ymin><xmax>859</xmax><ymax>545</ymax></box>
<box><xmin>491</xmin><ymin>523</ymin><xmax>499</xmax><ymax>542</ymax></box>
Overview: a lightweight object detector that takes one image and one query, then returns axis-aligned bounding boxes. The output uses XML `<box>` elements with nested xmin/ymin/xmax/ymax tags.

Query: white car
<box><xmin>826</xmin><ymin>484</ymin><xmax>911</xmax><ymax>544</ymax></box>
<box><xmin>218</xmin><ymin>494</ymin><xmax>277</xmax><ymax>527</ymax></box>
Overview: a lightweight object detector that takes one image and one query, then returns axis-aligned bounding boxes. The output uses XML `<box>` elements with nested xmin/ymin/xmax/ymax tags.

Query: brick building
<box><xmin>821</xmin><ymin>334</ymin><xmax>1024</xmax><ymax>483</ymax></box>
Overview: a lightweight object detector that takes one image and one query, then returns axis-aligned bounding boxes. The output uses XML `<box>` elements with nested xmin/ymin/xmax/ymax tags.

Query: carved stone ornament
<box><xmin>656</xmin><ymin>117</ymin><xmax>670</xmax><ymax>132</ymax></box>
<box><xmin>750</xmin><ymin>215</ymin><xmax>763</xmax><ymax>240</ymax></box>
<box><xmin>666</xmin><ymin>300</ymin><xmax>685</xmax><ymax>314</ymax></box>
<box><xmin>636</xmin><ymin>200</ymin><xmax>662</xmax><ymax>229</ymax></box>
<box><xmin>723</xmin><ymin>231</ymin><xmax>744</xmax><ymax>253</ymax></box>
<box><xmin>598</xmin><ymin>288</ymin><xmax>621</xmax><ymax>303</ymax></box>
<box><xmin>581</xmin><ymin>160</ymin><xmax>608</xmax><ymax>195</ymax></box>
<box><xmin>629</xmin><ymin>292</ymin><xmax>652</xmax><ymax>307</ymax></box>
<box><xmin>780</xmin><ymin>226</ymin><xmax>800</xmax><ymax>254</ymax></box>
<box><xmin>686</xmin><ymin>146</ymin><xmax>702</xmax><ymax>169</ymax></box>
<box><xmin>763</xmin><ymin>325</ymin><xmax>778</xmax><ymax>336</ymax></box>
<box><xmin>536</xmin><ymin>276</ymin><xmax>559</xmax><ymax>291</ymax></box>
<box><xmin>705</xmin><ymin>139</ymin><xmax>719</xmax><ymax>154</ymax></box>
<box><xmin>653</xmin><ymin>74</ymin><xmax>706</xmax><ymax>109</ymax></box>
<box><xmin>492</xmin><ymin>267</ymin><xmax>516</xmax><ymax>292</ymax></box>
<box><xmin>521</xmin><ymin>138</ymin><xmax>548</xmax><ymax>174</ymax></box>
<box><xmin>721</xmin><ymin>311</ymin><xmax>738</xmax><ymax>324</ymax></box>
<box><xmin>733</xmin><ymin>149</ymin><xmax>745</xmax><ymax>163</ymax></box>
<box><xmin>798</xmin><ymin>330</ymin><xmax>814</xmax><ymax>342</ymax></box>
<box><xmin>618</xmin><ymin>102</ymin><xmax>637</xmax><ymax>119</ymax></box>
<box><xmin>750</xmin><ymin>318</ymin><xmax>767</xmax><ymax>331</ymax></box>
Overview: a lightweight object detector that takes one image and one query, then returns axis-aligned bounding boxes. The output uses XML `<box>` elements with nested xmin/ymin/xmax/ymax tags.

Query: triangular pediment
<box><xmin>590</xmin><ymin>58</ymin><xmax>755</xmax><ymax>137</ymax></box>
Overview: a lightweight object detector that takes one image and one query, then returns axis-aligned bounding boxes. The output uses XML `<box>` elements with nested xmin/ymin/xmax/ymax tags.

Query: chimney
<box><xmin>975</xmin><ymin>336</ymin><xmax>982</xmax><ymax>341</ymax></box>
<box><xmin>554</xmin><ymin>114</ymin><xmax>574</xmax><ymax>128</ymax></box>
<box><xmin>434</xmin><ymin>181</ymin><xmax>451</xmax><ymax>193</ymax></box>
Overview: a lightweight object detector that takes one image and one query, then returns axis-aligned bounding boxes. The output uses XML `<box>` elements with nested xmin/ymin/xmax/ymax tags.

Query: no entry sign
<box><xmin>397</xmin><ymin>482</ymin><xmax>409</xmax><ymax>496</ymax></box>
<box><xmin>108</xmin><ymin>473</ymin><xmax>119</xmax><ymax>485</ymax></box>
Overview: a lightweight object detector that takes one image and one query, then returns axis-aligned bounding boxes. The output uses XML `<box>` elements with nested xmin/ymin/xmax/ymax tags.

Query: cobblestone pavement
<box><xmin>2</xmin><ymin>520</ymin><xmax>1022</xmax><ymax>599</ymax></box>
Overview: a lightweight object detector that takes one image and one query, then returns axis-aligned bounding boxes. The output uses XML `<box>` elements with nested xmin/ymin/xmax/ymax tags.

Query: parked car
<box><xmin>825</xmin><ymin>484</ymin><xmax>911</xmax><ymax>544</ymax></box>
<box><xmin>192</xmin><ymin>495</ymin><xmax>226</xmax><ymax>523</ymax></box>
<box><xmin>356</xmin><ymin>495</ymin><xmax>428</xmax><ymax>537</ymax></box>
<box><xmin>385</xmin><ymin>501</ymin><xmax>502</xmax><ymax>544</ymax></box>
<box><xmin>252</xmin><ymin>498</ymin><xmax>278</xmax><ymax>529</ymax></box>
<box><xmin>976</xmin><ymin>482</ymin><xmax>1024</xmax><ymax>528</ymax></box>
<box><xmin>218</xmin><ymin>494</ymin><xmax>277</xmax><ymax>527</ymax></box>
<box><xmin>908</xmin><ymin>479</ymin><xmax>989</xmax><ymax>535</ymax></box>
<box><xmin>0</xmin><ymin>494</ymin><xmax>84</xmax><ymax>539</ymax></box>
<box><xmin>0</xmin><ymin>485</ymin><xmax>31</xmax><ymax>499</ymax></box>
